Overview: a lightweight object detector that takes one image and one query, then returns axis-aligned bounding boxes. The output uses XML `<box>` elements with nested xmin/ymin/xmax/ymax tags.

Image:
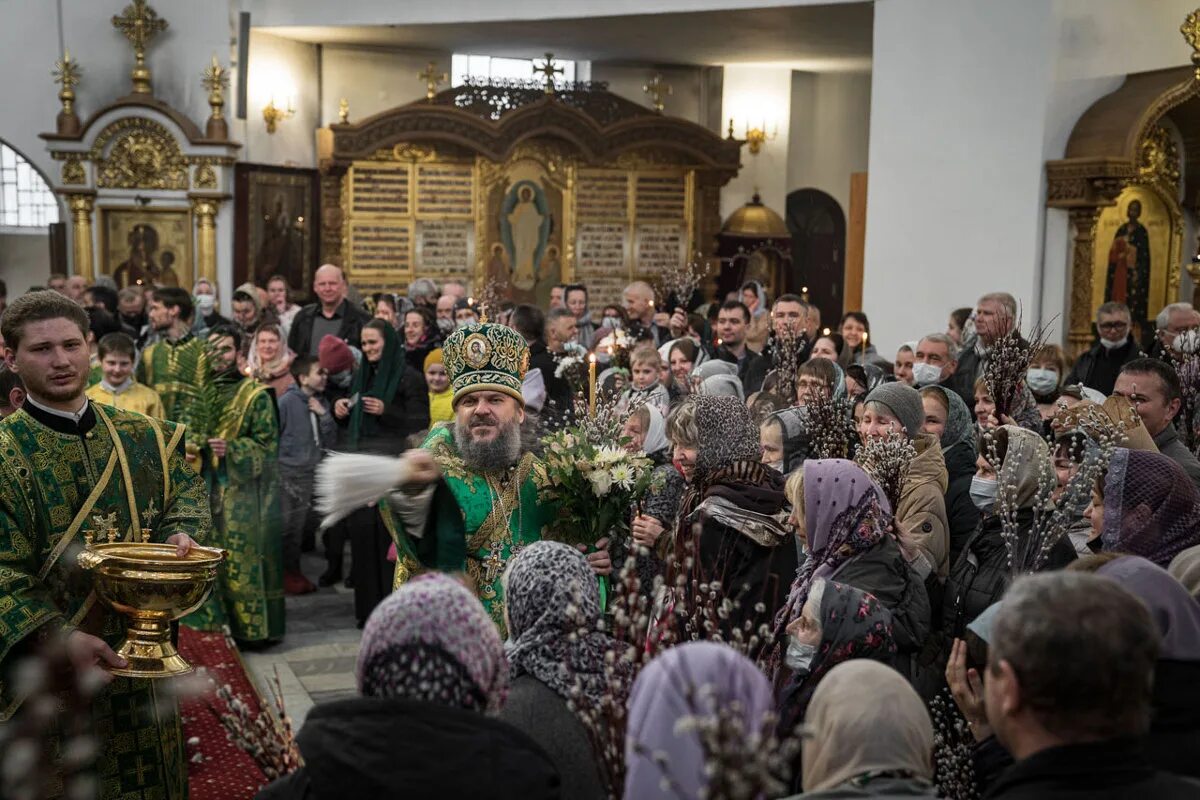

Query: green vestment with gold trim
<box><xmin>0</xmin><ymin>402</ymin><xmax>210</xmax><ymax>799</ymax></box>
<box><xmin>136</xmin><ymin>335</ymin><xmax>209</xmax><ymax>425</ymax></box>
<box><xmin>383</xmin><ymin>424</ymin><xmax>558</xmax><ymax>635</ymax></box>
<box><xmin>184</xmin><ymin>377</ymin><xmax>285</xmax><ymax>641</ymax></box>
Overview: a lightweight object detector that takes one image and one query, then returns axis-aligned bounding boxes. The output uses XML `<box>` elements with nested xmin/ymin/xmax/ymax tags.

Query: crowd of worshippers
<box><xmin>7</xmin><ymin>269</ymin><xmax>1200</xmax><ymax>799</ymax></box>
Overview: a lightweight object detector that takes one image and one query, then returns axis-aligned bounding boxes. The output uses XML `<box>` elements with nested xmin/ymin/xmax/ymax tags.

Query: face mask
<box><xmin>912</xmin><ymin>362</ymin><xmax>943</xmax><ymax>387</ymax></box>
<box><xmin>784</xmin><ymin>638</ymin><xmax>818</xmax><ymax>672</ymax></box>
<box><xmin>194</xmin><ymin>294</ymin><xmax>215</xmax><ymax>315</ymax></box>
<box><xmin>970</xmin><ymin>475</ymin><xmax>998</xmax><ymax>512</ymax></box>
<box><xmin>1172</xmin><ymin>329</ymin><xmax>1200</xmax><ymax>355</ymax></box>
<box><xmin>766</xmin><ymin>460</ymin><xmax>784</xmax><ymax>473</ymax></box>
<box><xmin>1026</xmin><ymin>368</ymin><xmax>1059</xmax><ymax>395</ymax></box>
<box><xmin>455</xmin><ymin>318</ymin><xmax>475</xmax><ymax>330</ymax></box>
<box><xmin>1098</xmin><ymin>336</ymin><xmax>1125</xmax><ymax>350</ymax></box>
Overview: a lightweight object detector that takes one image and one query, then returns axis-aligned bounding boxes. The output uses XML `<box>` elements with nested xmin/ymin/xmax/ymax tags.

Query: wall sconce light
<box><xmin>263</xmin><ymin>94</ymin><xmax>295</xmax><ymax>134</ymax></box>
<box><xmin>727</xmin><ymin>118</ymin><xmax>779</xmax><ymax>155</ymax></box>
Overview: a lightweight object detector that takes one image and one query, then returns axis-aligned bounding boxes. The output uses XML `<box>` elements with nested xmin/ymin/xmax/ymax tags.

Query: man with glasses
<box><xmin>1065</xmin><ymin>302</ymin><xmax>1143</xmax><ymax>396</ymax></box>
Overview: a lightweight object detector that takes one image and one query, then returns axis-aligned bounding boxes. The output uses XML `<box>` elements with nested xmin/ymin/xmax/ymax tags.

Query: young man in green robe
<box><xmin>0</xmin><ymin>291</ymin><xmax>210</xmax><ymax>799</ymax></box>
<box><xmin>184</xmin><ymin>326</ymin><xmax>285</xmax><ymax>642</ymax></box>
<box><xmin>136</xmin><ymin>287</ymin><xmax>209</xmax><ymax>431</ymax></box>
<box><xmin>320</xmin><ymin>321</ymin><xmax>611</xmax><ymax>634</ymax></box>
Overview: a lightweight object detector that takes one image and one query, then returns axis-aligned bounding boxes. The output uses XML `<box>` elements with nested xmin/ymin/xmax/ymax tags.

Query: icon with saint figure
<box><xmin>1104</xmin><ymin>199</ymin><xmax>1151</xmax><ymax>327</ymax></box>
<box><xmin>500</xmin><ymin>181</ymin><xmax>552</xmax><ymax>292</ymax></box>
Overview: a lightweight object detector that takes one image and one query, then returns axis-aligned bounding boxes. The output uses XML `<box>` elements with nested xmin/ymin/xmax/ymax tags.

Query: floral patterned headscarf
<box><xmin>691</xmin><ymin>394</ymin><xmax>762</xmax><ymax>478</ymax></box>
<box><xmin>356</xmin><ymin>573</ymin><xmax>508</xmax><ymax>712</ymax></box>
<box><xmin>1101</xmin><ymin>449</ymin><xmax>1200</xmax><ymax>567</ymax></box>
<box><xmin>504</xmin><ymin>541</ymin><xmax>627</xmax><ymax>708</ymax></box>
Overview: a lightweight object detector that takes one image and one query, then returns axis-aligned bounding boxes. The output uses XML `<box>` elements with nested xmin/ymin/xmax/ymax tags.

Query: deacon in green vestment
<box><xmin>184</xmin><ymin>326</ymin><xmax>285</xmax><ymax>642</ymax></box>
<box><xmin>320</xmin><ymin>321</ymin><xmax>611</xmax><ymax>635</ymax></box>
<box><xmin>136</xmin><ymin>287</ymin><xmax>209</xmax><ymax>427</ymax></box>
<box><xmin>0</xmin><ymin>292</ymin><xmax>209</xmax><ymax>800</ymax></box>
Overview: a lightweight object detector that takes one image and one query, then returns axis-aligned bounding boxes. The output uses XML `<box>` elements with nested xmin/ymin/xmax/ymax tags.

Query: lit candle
<box><xmin>588</xmin><ymin>353</ymin><xmax>597</xmax><ymax>417</ymax></box>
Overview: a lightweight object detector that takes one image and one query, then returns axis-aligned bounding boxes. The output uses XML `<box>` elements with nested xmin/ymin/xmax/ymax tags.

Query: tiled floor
<box><xmin>241</xmin><ymin>549</ymin><xmax>361</xmax><ymax>729</ymax></box>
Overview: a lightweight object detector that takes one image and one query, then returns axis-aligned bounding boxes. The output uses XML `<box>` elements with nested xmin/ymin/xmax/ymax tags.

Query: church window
<box><xmin>0</xmin><ymin>142</ymin><xmax>59</xmax><ymax>228</ymax></box>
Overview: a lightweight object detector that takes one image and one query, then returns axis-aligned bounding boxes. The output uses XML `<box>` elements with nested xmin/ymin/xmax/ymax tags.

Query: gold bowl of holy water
<box><xmin>77</xmin><ymin>536</ymin><xmax>225</xmax><ymax>678</ymax></box>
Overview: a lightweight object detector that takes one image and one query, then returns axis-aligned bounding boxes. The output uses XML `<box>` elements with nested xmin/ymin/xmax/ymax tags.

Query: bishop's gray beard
<box><xmin>455</xmin><ymin>417</ymin><xmax>523</xmax><ymax>472</ymax></box>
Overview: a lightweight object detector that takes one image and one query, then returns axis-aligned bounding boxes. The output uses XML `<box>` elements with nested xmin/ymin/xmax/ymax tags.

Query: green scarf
<box><xmin>347</xmin><ymin>324</ymin><xmax>406</xmax><ymax>450</ymax></box>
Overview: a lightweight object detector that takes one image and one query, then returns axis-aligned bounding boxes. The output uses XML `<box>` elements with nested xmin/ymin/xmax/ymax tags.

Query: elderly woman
<box><xmin>1087</xmin><ymin>449</ymin><xmax>1200</xmax><ymax>567</ymax></box>
<box><xmin>258</xmin><ymin>573</ymin><xmax>560</xmax><ymax>800</ymax></box>
<box><xmin>940</xmin><ymin>426</ymin><xmax>1076</xmax><ymax>666</ymax></box>
<box><xmin>859</xmin><ymin>382</ymin><xmax>950</xmax><ymax>580</ymax></box>
<box><xmin>666</xmin><ymin>395</ymin><xmax>798</xmax><ymax>637</ymax></box>
<box><xmin>920</xmin><ymin>385</ymin><xmax>980</xmax><ymax>566</ymax></box>
<box><xmin>776</xmin><ymin>580</ymin><xmax>897</xmax><ymax>741</ymax></box>
<box><xmin>776</xmin><ymin>460</ymin><xmax>930</xmax><ymax>684</ymax></box>
<box><xmin>500</xmin><ymin>542</ymin><xmax>621</xmax><ymax>800</ymax></box>
<box><xmin>789</xmin><ymin>661</ymin><xmax>937</xmax><ymax>799</ymax></box>
<box><xmin>625</xmin><ymin>642</ymin><xmax>776</xmax><ymax>799</ymax></box>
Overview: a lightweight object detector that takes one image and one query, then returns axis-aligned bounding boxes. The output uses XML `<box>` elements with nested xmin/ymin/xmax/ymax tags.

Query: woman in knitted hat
<box><xmin>859</xmin><ymin>382</ymin><xmax>951</xmax><ymax>580</ymax></box>
<box><xmin>258</xmin><ymin>574</ymin><xmax>561</xmax><ymax>800</ymax></box>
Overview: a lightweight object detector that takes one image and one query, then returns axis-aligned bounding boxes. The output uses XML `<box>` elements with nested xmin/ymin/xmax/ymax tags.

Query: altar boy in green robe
<box><xmin>0</xmin><ymin>291</ymin><xmax>210</xmax><ymax>800</ymax></box>
<box><xmin>318</xmin><ymin>321</ymin><xmax>611</xmax><ymax>635</ymax></box>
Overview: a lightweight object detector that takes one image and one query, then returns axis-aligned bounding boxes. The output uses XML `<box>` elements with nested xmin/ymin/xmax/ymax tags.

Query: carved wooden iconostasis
<box><xmin>1045</xmin><ymin>11</ymin><xmax>1200</xmax><ymax>353</ymax></box>
<box><xmin>41</xmin><ymin>2</ymin><xmax>238</xmax><ymax>290</ymax></box>
<box><xmin>317</xmin><ymin>75</ymin><xmax>742</xmax><ymax>311</ymax></box>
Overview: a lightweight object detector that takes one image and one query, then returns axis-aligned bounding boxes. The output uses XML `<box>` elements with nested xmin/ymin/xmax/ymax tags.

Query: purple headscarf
<box><xmin>356</xmin><ymin>573</ymin><xmax>508</xmax><ymax>712</ymax></box>
<box><xmin>774</xmin><ymin>459</ymin><xmax>892</xmax><ymax>635</ymax></box>
<box><xmin>1101</xmin><ymin>449</ymin><xmax>1200</xmax><ymax>568</ymax></box>
<box><xmin>624</xmin><ymin>642</ymin><xmax>773</xmax><ymax>799</ymax></box>
<box><xmin>1097</xmin><ymin>555</ymin><xmax>1200</xmax><ymax>661</ymax></box>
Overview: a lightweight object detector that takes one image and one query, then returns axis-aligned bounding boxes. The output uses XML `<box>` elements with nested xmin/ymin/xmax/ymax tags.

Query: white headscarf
<box><xmin>642</xmin><ymin>403</ymin><xmax>668</xmax><ymax>455</ymax></box>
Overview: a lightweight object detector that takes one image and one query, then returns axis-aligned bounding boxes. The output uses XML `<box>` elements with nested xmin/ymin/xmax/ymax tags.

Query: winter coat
<box><xmin>287</xmin><ymin>299</ymin><xmax>371</xmax><ymax>359</ymax></box>
<box><xmin>1065</xmin><ymin>337</ymin><xmax>1143</xmax><ymax>397</ymax></box>
<box><xmin>831</xmin><ymin>535</ymin><xmax>931</xmax><ymax>669</ymax></box>
<box><xmin>1153</xmin><ymin>424</ymin><xmax>1200</xmax><ymax>491</ymax></box>
<box><xmin>498</xmin><ymin>676</ymin><xmax>607</xmax><ymax>800</ymax></box>
<box><xmin>981</xmin><ymin>739</ymin><xmax>1200</xmax><ymax>799</ymax></box>
<box><xmin>1149</xmin><ymin>659</ymin><xmax>1200</xmax><ymax>779</ymax></box>
<box><xmin>256</xmin><ymin>697</ymin><xmax>562</xmax><ymax>800</ymax></box>
<box><xmin>896</xmin><ymin>434</ymin><xmax>951</xmax><ymax>579</ymax></box>
<box><xmin>943</xmin><ymin>440</ymin><xmax>981</xmax><ymax>568</ymax></box>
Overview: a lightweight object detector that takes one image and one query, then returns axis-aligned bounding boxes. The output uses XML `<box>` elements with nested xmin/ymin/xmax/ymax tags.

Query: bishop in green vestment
<box><xmin>184</xmin><ymin>327</ymin><xmax>285</xmax><ymax>642</ymax></box>
<box><xmin>0</xmin><ymin>292</ymin><xmax>209</xmax><ymax>800</ymax></box>
<box><xmin>321</xmin><ymin>322</ymin><xmax>611</xmax><ymax>636</ymax></box>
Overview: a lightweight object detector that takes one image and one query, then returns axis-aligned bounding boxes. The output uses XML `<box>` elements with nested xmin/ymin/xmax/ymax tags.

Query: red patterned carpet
<box><xmin>178</xmin><ymin>626</ymin><xmax>271</xmax><ymax>800</ymax></box>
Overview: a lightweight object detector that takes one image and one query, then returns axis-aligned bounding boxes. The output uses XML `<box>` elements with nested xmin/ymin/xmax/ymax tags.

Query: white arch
<box><xmin>0</xmin><ymin>139</ymin><xmax>60</xmax><ymax>228</ymax></box>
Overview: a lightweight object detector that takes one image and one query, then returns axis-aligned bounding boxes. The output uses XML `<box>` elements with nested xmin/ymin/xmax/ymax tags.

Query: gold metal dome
<box><xmin>721</xmin><ymin>192</ymin><xmax>789</xmax><ymax>238</ymax></box>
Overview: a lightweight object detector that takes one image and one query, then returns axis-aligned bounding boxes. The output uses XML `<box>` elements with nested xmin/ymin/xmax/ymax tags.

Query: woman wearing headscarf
<box><xmin>776</xmin><ymin>579</ymin><xmax>897</xmax><ymax>744</ymax></box>
<box><xmin>939</xmin><ymin>426</ymin><xmax>1076</xmax><ymax>668</ymax></box>
<box><xmin>776</xmin><ymin>460</ymin><xmax>930</xmax><ymax>684</ymax></box>
<box><xmin>1074</xmin><ymin>554</ymin><xmax>1200</xmax><ymax>779</ymax></box>
<box><xmin>666</xmin><ymin>395</ymin><xmax>799</xmax><ymax>639</ymax></box>
<box><xmin>788</xmin><ymin>661</ymin><xmax>937</xmax><ymax>799</ymax></box>
<box><xmin>500</xmin><ymin>542</ymin><xmax>622</xmax><ymax>800</ymax></box>
<box><xmin>246</xmin><ymin>322</ymin><xmax>296</xmax><ymax>398</ymax></box>
<box><xmin>1090</xmin><ymin>449</ymin><xmax>1200</xmax><ymax>567</ymax></box>
<box><xmin>256</xmin><ymin>574</ymin><xmax>561</xmax><ymax>800</ymax></box>
<box><xmin>625</xmin><ymin>642</ymin><xmax>777</xmax><ymax>799</ymax></box>
<box><xmin>920</xmin><ymin>385</ymin><xmax>979</xmax><ymax>566</ymax></box>
<box><xmin>1169</xmin><ymin>544</ymin><xmax>1200</xmax><ymax>598</ymax></box>
<box><xmin>334</xmin><ymin>319</ymin><xmax>430</xmax><ymax>625</ymax></box>
<box><xmin>760</xmin><ymin>407</ymin><xmax>818</xmax><ymax>476</ymax></box>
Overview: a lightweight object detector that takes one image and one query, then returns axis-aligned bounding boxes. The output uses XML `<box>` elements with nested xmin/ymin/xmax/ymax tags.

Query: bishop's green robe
<box><xmin>185</xmin><ymin>378</ymin><xmax>285</xmax><ymax>642</ymax></box>
<box><xmin>0</xmin><ymin>401</ymin><xmax>210</xmax><ymax>800</ymax></box>
<box><xmin>383</xmin><ymin>424</ymin><xmax>559</xmax><ymax>634</ymax></box>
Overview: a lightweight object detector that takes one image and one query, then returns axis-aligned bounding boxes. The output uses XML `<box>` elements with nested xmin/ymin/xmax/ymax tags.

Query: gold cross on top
<box><xmin>418</xmin><ymin>62</ymin><xmax>447</xmax><ymax>101</ymax></box>
<box><xmin>533</xmin><ymin>53</ymin><xmax>563</xmax><ymax>95</ymax></box>
<box><xmin>643</xmin><ymin>74</ymin><xmax>672</xmax><ymax>113</ymax></box>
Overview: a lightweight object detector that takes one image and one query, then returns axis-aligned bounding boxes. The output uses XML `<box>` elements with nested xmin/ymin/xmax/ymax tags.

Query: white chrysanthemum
<box><xmin>595</xmin><ymin>445</ymin><xmax>625</xmax><ymax>465</ymax></box>
<box><xmin>610</xmin><ymin>463</ymin><xmax>635</xmax><ymax>489</ymax></box>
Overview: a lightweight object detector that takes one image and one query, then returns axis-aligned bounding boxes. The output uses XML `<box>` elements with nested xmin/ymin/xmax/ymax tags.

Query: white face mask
<box><xmin>970</xmin><ymin>475</ymin><xmax>998</xmax><ymax>512</ymax></box>
<box><xmin>1026</xmin><ymin>368</ymin><xmax>1059</xmax><ymax>395</ymax></box>
<box><xmin>194</xmin><ymin>293</ymin><xmax>215</xmax><ymax>315</ymax></box>
<box><xmin>912</xmin><ymin>362</ymin><xmax>944</xmax><ymax>387</ymax></box>
<box><xmin>766</xmin><ymin>460</ymin><xmax>784</xmax><ymax>473</ymax></box>
<box><xmin>1099</xmin><ymin>336</ymin><xmax>1126</xmax><ymax>350</ymax></box>
<box><xmin>784</xmin><ymin>637</ymin><xmax>818</xmax><ymax>672</ymax></box>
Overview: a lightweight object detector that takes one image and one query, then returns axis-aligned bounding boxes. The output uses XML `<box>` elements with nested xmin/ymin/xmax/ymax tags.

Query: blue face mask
<box><xmin>784</xmin><ymin>637</ymin><xmax>818</xmax><ymax>672</ymax></box>
<box><xmin>970</xmin><ymin>475</ymin><xmax>998</xmax><ymax>512</ymax></box>
<box><xmin>1026</xmin><ymin>368</ymin><xmax>1059</xmax><ymax>395</ymax></box>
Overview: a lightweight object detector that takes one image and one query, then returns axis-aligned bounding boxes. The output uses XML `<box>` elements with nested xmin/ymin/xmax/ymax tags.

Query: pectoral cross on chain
<box><xmin>482</xmin><ymin>541</ymin><xmax>505</xmax><ymax>585</ymax></box>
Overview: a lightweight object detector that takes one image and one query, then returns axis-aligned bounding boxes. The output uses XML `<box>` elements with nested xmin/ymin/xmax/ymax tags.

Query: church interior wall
<box><xmin>0</xmin><ymin>232</ymin><xmax>52</xmax><ymax>297</ymax></box>
<box><xmin>589</xmin><ymin>63</ymin><xmax>711</xmax><ymax>128</ymax></box>
<box><xmin>319</xmin><ymin>45</ymin><xmax>452</xmax><ymax>128</ymax></box>
<box><xmin>720</xmin><ymin>64</ymin><xmax>792</xmax><ymax>221</ymax></box>
<box><xmin>786</xmin><ymin>70</ymin><xmax>871</xmax><ymax>224</ymax></box>
<box><xmin>243</xmin><ymin>30</ymin><xmax>320</xmax><ymax>167</ymax></box>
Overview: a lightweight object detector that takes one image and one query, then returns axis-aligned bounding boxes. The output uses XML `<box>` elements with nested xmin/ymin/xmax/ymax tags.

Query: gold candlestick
<box><xmin>588</xmin><ymin>353</ymin><xmax>597</xmax><ymax>417</ymax></box>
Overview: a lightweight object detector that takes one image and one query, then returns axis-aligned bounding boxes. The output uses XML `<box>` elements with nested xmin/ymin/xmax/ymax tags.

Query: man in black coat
<box><xmin>288</xmin><ymin>264</ymin><xmax>371</xmax><ymax>359</ymax></box>
<box><xmin>1065</xmin><ymin>302</ymin><xmax>1143</xmax><ymax>396</ymax></box>
<box><xmin>512</xmin><ymin>305</ymin><xmax>576</xmax><ymax>431</ymax></box>
<box><xmin>978</xmin><ymin>572</ymin><xmax>1200</xmax><ymax>799</ymax></box>
<box><xmin>743</xmin><ymin>294</ymin><xmax>811</xmax><ymax>396</ymax></box>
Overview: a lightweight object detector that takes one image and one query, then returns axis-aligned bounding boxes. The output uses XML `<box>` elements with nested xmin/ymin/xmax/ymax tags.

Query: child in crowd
<box><xmin>85</xmin><ymin>332</ymin><xmax>165</xmax><ymax>418</ymax></box>
<box><xmin>425</xmin><ymin>348</ymin><xmax>454</xmax><ymax>424</ymax></box>
<box><xmin>617</xmin><ymin>343</ymin><xmax>671</xmax><ymax>415</ymax></box>
<box><xmin>277</xmin><ymin>356</ymin><xmax>337</xmax><ymax>595</ymax></box>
